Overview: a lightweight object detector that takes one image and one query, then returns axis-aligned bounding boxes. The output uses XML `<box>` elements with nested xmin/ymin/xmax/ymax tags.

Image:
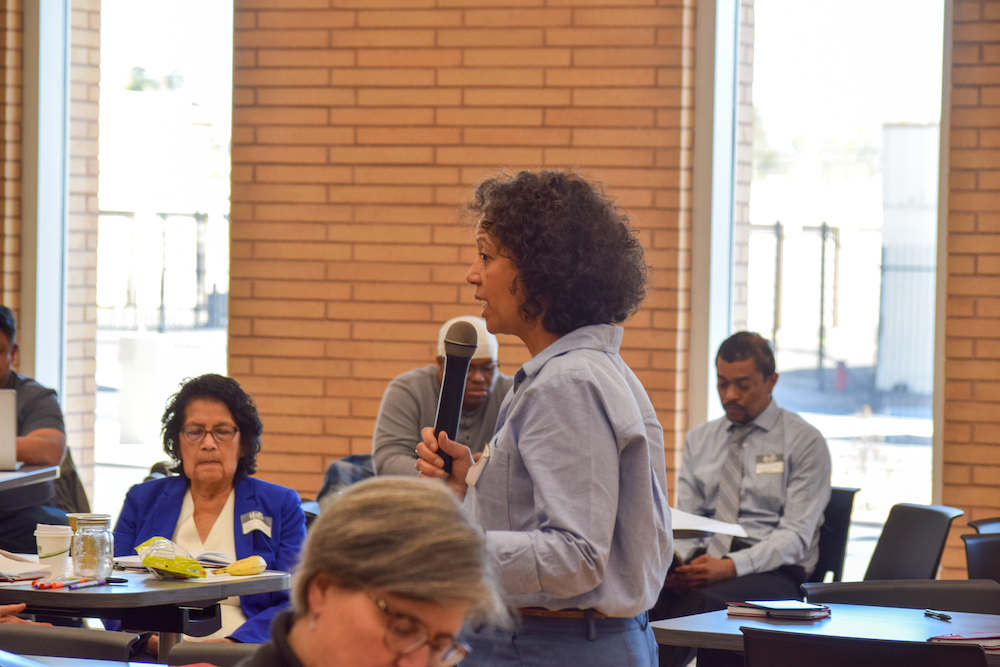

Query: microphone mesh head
<box><xmin>443</xmin><ymin>321</ymin><xmax>478</xmax><ymax>358</ymax></box>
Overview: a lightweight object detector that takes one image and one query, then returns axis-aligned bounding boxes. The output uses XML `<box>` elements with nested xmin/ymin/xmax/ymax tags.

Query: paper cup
<box><xmin>35</xmin><ymin>524</ymin><xmax>73</xmax><ymax>576</ymax></box>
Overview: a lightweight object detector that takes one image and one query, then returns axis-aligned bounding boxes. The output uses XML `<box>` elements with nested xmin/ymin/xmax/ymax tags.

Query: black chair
<box><xmin>740</xmin><ymin>626</ymin><xmax>987</xmax><ymax>667</ymax></box>
<box><xmin>807</xmin><ymin>486</ymin><xmax>859</xmax><ymax>583</ymax></box>
<box><xmin>862</xmin><ymin>503</ymin><xmax>963</xmax><ymax>580</ymax></box>
<box><xmin>801</xmin><ymin>579</ymin><xmax>1000</xmax><ymax>614</ymax></box>
<box><xmin>301</xmin><ymin>498</ymin><xmax>321</xmax><ymax>530</ymax></box>
<box><xmin>0</xmin><ymin>625</ymin><xmax>139</xmax><ymax>661</ymax></box>
<box><xmin>967</xmin><ymin>517</ymin><xmax>1000</xmax><ymax>534</ymax></box>
<box><xmin>168</xmin><ymin>641</ymin><xmax>260</xmax><ymax>667</ymax></box>
<box><xmin>962</xmin><ymin>533</ymin><xmax>1000</xmax><ymax>583</ymax></box>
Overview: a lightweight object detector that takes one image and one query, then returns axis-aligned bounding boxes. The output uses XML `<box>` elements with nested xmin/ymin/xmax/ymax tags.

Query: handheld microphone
<box><xmin>433</xmin><ymin>321</ymin><xmax>478</xmax><ymax>473</ymax></box>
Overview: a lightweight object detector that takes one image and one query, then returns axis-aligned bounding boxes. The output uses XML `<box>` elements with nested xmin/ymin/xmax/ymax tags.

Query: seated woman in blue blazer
<box><xmin>109</xmin><ymin>374</ymin><xmax>306</xmax><ymax>652</ymax></box>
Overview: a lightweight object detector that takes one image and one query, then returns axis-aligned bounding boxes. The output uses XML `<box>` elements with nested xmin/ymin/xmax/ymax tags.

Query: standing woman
<box><xmin>417</xmin><ymin>170</ymin><xmax>672</xmax><ymax>666</ymax></box>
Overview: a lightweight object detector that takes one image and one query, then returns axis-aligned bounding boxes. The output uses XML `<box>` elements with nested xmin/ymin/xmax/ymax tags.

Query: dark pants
<box><xmin>0</xmin><ymin>505</ymin><xmax>68</xmax><ymax>554</ymax></box>
<box><xmin>649</xmin><ymin>565</ymin><xmax>805</xmax><ymax>667</ymax></box>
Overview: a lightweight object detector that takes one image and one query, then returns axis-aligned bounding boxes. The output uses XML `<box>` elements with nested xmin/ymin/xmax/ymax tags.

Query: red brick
<box><xmin>545</xmin><ymin>27</ymin><xmax>656</xmax><ymax>46</ymax></box>
<box><xmin>257</xmin><ymin>49</ymin><xmax>356</xmax><ymax>68</ymax></box>
<box><xmin>436</xmin><ymin>107</ymin><xmax>543</xmax><ymax>127</ymax></box>
<box><xmin>355</xmin><ymin>10</ymin><xmax>462</xmax><ymax>27</ymax></box>
<box><xmin>464</xmin><ymin>8</ymin><xmax>571</xmax><ymax>27</ymax></box>
<box><xmin>438</xmin><ymin>68</ymin><xmax>545</xmax><ymax>87</ymax></box>
<box><xmin>256</xmin><ymin>10</ymin><xmax>355</xmax><ymax>28</ymax></box>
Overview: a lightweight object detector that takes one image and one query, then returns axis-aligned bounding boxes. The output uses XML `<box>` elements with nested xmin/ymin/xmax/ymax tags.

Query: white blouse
<box><xmin>172</xmin><ymin>489</ymin><xmax>248</xmax><ymax>640</ymax></box>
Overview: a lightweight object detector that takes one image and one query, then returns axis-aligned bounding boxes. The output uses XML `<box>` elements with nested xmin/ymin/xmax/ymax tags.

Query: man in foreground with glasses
<box><xmin>109</xmin><ymin>373</ymin><xmax>306</xmax><ymax>654</ymax></box>
<box><xmin>370</xmin><ymin>315</ymin><xmax>514</xmax><ymax>477</ymax></box>
<box><xmin>236</xmin><ymin>476</ymin><xmax>508</xmax><ymax>667</ymax></box>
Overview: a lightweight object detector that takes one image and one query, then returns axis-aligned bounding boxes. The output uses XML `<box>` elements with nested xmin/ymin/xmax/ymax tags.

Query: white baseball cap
<box><xmin>437</xmin><ymin>316</ymin><xmax>498</xmax><ymax>361</ymax></box>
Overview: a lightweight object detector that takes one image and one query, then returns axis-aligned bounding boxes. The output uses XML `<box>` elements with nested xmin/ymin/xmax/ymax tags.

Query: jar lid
<box><xmin>76</xmin><ymin>514</ymin><xmax>112</xmax><ymax>526</ymax></box>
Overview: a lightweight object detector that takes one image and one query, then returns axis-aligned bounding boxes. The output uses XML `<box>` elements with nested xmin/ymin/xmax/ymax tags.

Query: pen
<box><xmin>36</xmin><ymin>578</ymin><xmax>87</xmax><ymax>590</ymax></box>
<box><xmin>65</xmin><ymin>579</ymin><xmax>109</xmax><ymax>590</ymax></box>
<box><xmin>924</xmin><ymin>608</ymin><xmax>952</xmax><ymax>621</ymax></box>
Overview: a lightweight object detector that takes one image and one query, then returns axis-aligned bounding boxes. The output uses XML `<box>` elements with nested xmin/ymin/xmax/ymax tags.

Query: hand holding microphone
<box><xmin>416</xmin><ymin>320</ymin><xmax>478</xmax><ymax>497</ymax></box>
<box><xmin>433</xmin><ymin>320</ymin><xmax>478</xmax><ymax>473</ymax></box>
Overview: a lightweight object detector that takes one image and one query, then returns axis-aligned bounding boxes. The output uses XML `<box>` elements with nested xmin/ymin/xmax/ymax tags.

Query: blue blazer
<box><xmin>108</xmin><ymin>475</ymin><xmax>306</xmax><ymax>644</ymax></box>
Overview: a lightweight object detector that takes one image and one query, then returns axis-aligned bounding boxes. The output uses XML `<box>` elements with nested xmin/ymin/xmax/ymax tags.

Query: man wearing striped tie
<box><xmin>650</xmin><ymin>332</ymin><xmax>831</xmax><ymax>667</ymax></box>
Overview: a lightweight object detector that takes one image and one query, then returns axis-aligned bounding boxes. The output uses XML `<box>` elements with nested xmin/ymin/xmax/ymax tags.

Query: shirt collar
<box><xmin>512</xmin><ymin>324</ymin><xmax>623</xmax><ymax>390</ymax></box>
<box><xmin>725</xmin><ymin>396</ymin><xmax>780</xmax><ymax>432</ymax></box>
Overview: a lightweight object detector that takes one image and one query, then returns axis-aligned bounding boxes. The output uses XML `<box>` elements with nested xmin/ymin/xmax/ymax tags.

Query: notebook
<box><xmin>727</xmin><ymin>600</ymin><xmax>831</xmax><ymax>620</ymax></box>
<box><xmin>0</xmin><ymin>390</ymin><xmax>22</xmax><ymax>471</ymax></box>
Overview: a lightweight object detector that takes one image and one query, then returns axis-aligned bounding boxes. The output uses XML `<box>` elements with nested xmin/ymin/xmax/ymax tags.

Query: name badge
<box><xmin>465</xmin><ymin>443</ymin><xmax>491</xmax><ymax>488</ymax></box>
<box><xmin>241</xmin><ymin>511</ymin><xmax>273</xmax><ymax>538</ymax></box>
<box><xmin>755</xmin><ymin>454</ymin><xmax>784</xmax><ymax>474</ymax></box>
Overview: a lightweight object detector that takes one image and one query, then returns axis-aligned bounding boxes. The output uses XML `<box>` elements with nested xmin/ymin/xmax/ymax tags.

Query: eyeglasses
<box><xmin>181</xmin><ymin>426</ymin><xmax>239</xmax><ymax>444</ymax></box>
<box><xmin>467</xmin><ymin>362</ymin><xmax>497</xmax><ymax>376</ymax></box>
<box><xmin>375</xmin><ymin>597</ymin><xmax>471</xmax><ymax>667</ymax></box>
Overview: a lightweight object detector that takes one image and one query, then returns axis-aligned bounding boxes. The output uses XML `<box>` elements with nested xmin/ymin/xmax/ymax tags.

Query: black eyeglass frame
<box><xmin>374</xmin><ymin>597</ymin><xmax>471</xmax><ymax>667</ymax></box>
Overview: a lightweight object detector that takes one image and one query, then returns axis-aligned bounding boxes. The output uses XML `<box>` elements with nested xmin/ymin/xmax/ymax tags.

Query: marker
<box><xmin>924</xmin><ymin>609</ymin><xmax>952</xmax><ymax>621</ymax></box>
<box><xmin>66</xmin><ymin>579</ymin><xmax>110</xmax><ymax>590</ymax></box>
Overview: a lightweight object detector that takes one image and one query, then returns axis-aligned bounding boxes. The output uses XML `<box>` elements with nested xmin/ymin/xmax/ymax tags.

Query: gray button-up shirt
<box><xmin>465</xmin><ymin>324</ymin><xmax>672</xmax><ymax>617</ymax></box>
<box><xmin>372</xmin><ymin>365</ymin><xmax>514</xmax><ymax>477</ymax></box>
<box><xmin>676</xmin><ymin>399</ymin><xmax>831</xmax><ymax>577</ymax></box>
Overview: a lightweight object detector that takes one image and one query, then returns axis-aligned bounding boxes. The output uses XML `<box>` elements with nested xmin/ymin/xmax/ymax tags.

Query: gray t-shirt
<box><xmin>372</xmin><ymin>365</ymin><xmax>514</xmax><ymax>477</ymax></box>
<box><xmin>0</xmin><ymin>371</ymin><xmax>65</xmax><ymax>511</ymax></box>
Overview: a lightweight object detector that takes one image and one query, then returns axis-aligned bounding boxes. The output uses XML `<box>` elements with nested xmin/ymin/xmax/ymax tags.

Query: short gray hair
<box><xmin>293</xmin><ymin>476</ymin><xmax>507</xmax><ymax>625</ymax></box>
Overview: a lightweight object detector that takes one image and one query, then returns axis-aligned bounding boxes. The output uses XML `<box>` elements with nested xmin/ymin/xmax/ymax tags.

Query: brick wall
<box><xmin>66</xmin><ymin>0</ymin><xmax>99</xmax><ymax>496</ymax></box>
<box><xmin>940</xmin><ymin>0</ymin><xmax>1000</xmax><ymax>579</ymax></box>
<box><xmin>0</xmin><ymin>1</ymin><xmax>20</xmax><ymax>310</ymax></box>
<box><xmin>230</xmin><ymin>0</ymin><xmax>696</xmax><ymax>496</ymax></box>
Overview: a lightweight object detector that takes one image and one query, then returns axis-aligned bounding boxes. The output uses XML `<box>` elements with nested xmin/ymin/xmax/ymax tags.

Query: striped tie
<box><xmin>706</xmin><ymin>423</ymin><xmax>756</xmax><ymax>558</ymax></box>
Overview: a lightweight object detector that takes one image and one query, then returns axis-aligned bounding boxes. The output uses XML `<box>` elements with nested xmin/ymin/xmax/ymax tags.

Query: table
<box><xmin>0</xmin><ymin>570</ymin><xmax>289</xmax><ymax>662</ymax></box>
<box><xmin>0</xmin><ymin>465</ymin><xmax>59</xmax><ymax>493</ymax></box>
<box><xmin>652</xmin><ymin>603</ymin><xmax>1000</xmax><ymax>665</ymax></box>
<box><xmin>19</xmin><ymin>657</ymin><xmax>135</xmax><ymax>667</ymax></box>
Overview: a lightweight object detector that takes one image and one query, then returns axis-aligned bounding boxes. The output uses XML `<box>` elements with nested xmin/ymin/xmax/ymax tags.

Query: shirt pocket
<box><xmin>473</xmin><ymin>446</ymin><xmax>511</xmax><ymax>531</ymax></box>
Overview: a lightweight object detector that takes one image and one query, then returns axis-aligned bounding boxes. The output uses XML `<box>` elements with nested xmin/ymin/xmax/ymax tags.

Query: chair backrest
<box><xmin>0</xmin><ymin>625</ymin><xmax>139</xmax><ymax>661</ymax></box>
<box><xmin>962</xmin><ymin>533</ymin><xmax>1000</xmax><ymax>583</ymax></box>
<box><xmin>315</xmin><ymin>453</ymin><xmax>375</xmax><ymax>502</ymax></box>
<box><xmin>967</xmin><ymin>517</ymin><xmax>1000</xmax><ymax>534</ymax></box>
<box><xmin>801</xmin><ymin>579</ymin><xmax>1000</xmax><ymax>614</ymax></box>
<box><xmin>863</xmin><ymin>503</ymin><xmax>964</xmax><ymax>580</ymax></box>
<box><xmin>168</xmin><ymin>640</ymin><xmax>260</xmax><ymax>667</ymax></box>
<box><xmin>740</xmin><ymin>626</ymin><xmax>987</xmax><ymax>667</ymax></box>
<box><xmin>301</xmin><ymin>498</ymin><xmax>321</xmax><ymax>529</ymax></box>
<box><xmin>807</xmin><ymin>486</ymin><xmax>859</xmax><ymax>583</ymax></box>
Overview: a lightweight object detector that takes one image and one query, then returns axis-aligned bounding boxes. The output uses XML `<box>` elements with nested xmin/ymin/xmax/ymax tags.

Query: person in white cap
<box><xmin>371</xmin><ymin>316</ymin><xmax>514</xmax><ymax>477</ymax></box>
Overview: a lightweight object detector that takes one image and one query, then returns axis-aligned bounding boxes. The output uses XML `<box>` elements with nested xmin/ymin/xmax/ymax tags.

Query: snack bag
<box><xmin>136</xmin><ymin>537</ymin><xmax>206</xmax><ymax>579</ymax></box>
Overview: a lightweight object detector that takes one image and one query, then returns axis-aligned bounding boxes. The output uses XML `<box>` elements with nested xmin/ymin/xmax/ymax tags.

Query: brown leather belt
<box><xmin>517</xmin><ymin>607</ymin><xmax>609</xmax><ymax>619</ymax></box>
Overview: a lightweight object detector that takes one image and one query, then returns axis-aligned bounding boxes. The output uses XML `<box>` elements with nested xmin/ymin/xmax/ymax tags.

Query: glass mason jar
<box><xmin>71</xmin><ymin>514</ymin><xmax>114</xmax><ymax>579</ymax></box>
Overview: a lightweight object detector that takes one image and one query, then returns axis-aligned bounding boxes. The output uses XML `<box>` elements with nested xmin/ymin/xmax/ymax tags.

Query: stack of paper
<box><xmin>192</xmin><ymin>551</ymin><xmax>234</xmax><ymax>568</ymax></box>
<box><xmin>0</xmin><ymin>553</ymin><xmax>49</xmax><ymax>581</ymax></box>
<box><xmin>115</xmin><ymin>550</ymin><xmax>234</xmax><ymax>572</ymax></box>
<box><xmin>670</xmin><ymin>507</ymin><xmax>748</xmax><ymax>538</ymax></box>
<box><xmin>928</xmin><ymin>632</ymin><xmax>1000</xmax><ymax>648</ymax></box>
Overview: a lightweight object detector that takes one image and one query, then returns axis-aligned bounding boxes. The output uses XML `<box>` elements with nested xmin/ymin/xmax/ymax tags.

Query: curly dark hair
<box><xmin>468</xmin><ymin>170</ymin><xmax>648</xmax><ymax>335</ymax></box>
<box><xmin>161</xmin><ymin>374</ymin><xmax>263</xmax><ymax>480</ymax></box>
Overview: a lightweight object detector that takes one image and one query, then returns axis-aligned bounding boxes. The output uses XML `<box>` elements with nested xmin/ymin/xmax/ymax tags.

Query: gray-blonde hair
<box><xmin>292</xmin><ymin>476</ymin><xmax>507</xmax><ymax>625</ymax></box>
